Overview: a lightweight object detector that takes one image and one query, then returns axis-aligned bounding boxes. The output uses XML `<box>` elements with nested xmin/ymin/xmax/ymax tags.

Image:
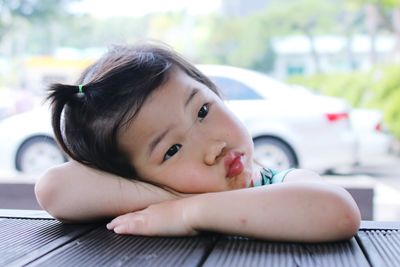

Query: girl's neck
<box><xmin>249</xmin><ymin>166</ymin><xmax>263</xmax><ymax>188</ymax></box>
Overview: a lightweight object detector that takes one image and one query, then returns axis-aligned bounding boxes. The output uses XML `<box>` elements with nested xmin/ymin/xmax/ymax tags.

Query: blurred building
<box><xmin>272</xmin><ymin>35</ymin><xmax>396</xmax><ymax>79</ymax></box>
<box><xmin>23</xmin><ymin>57</ymin><xmax>92</xmax><ymax>95</ymax></box>
<box><xmin>22</xmin><ymin>47</ymin><xmax>102</xmax><ymax>95</ymax></box>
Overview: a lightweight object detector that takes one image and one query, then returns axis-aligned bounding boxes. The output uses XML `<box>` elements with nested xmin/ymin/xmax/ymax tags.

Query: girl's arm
<box><xmin>35</xmin><ymin>161</ymin><xmax>178</xmax><ymax>222</ymax></box>
<box><xmin>186</xmin><ymin>181</ymin><xmax>360</xmax><ymax>242</ymax></box>
<box><xmin>107</xmin><ymin>170</ymin><xmax>361</xmax><ymax>242</ymax></box>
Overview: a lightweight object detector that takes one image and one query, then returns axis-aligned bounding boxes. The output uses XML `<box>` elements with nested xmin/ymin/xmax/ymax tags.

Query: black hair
<box><xmin>47</xmin><ymin>41</ymin><xmax>219</xmax><ymax>179</ymax></box>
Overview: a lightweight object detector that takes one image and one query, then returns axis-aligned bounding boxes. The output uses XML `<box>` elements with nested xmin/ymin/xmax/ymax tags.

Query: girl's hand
<box><xmin>106</xmin><ymin>200</ymin><xmax>198</xmax><ymax>236</ymax></box>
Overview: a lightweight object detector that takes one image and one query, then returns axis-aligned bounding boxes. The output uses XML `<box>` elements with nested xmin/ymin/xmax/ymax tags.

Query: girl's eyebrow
<box><xmin>184</xmin><ymin>88</ymin><xmax>199</xmax><ymax>109</ymax></box>
<box><xmin>148</xmin><ymin>126</ymin><xmax>172</xmax><ymax>157</ymax></box>
<box><xmin>148</xmin><ymin>88</ymin><xmax>199</xmax><ymax>158</ymax></box>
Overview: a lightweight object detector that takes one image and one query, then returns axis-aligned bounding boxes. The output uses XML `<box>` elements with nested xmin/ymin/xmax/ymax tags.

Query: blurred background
<box><xmin>0</xmin><ymin>0</ymin><xmax>400</xmax><ymax>221</ymax></box>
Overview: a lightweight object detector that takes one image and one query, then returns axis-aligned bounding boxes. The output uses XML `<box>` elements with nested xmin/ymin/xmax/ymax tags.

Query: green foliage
<box><xmin>347</xmin><ymin>0</ymin><xmax>399</xmax><ymax>7</ymax></box>
<box><xmin>288</xmin><ymin>64</ymin><xmax>400</xmax><ymax>138</ymax></box>
<box><xmin>0</xmin><ymin>0</ymin><xmax>82</xmax><ymax>55</ymax></box>
<box><xmin>198</xmin><ymin>13</ymin><xmax>274</xmax><ymax>71</ymax></box>
<box><xmin>370</xmin><ymin>65</ymin><xmax>400</xmax><ymax>103</ymax></box>
<box><xmin>263</xmin><ymin>0</ymin><xmax>341</xmax><ymax>35</ymax></box>
<box><xmin>0</xmin><ymin>0</ymin><xmax>76</xmax><ymax>19</ymax></box>
<box><xmin>0</xmin><ymin>0</ymin><xmax>78</xmax><ymax>31</ymax></box>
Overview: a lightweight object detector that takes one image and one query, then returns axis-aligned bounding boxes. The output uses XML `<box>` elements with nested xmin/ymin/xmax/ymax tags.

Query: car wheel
<box><xmin>253</xmin><ymin>137</ymin><xmax>297</xmax><ymax>170</ymax></box>
<box><xmin>15</xmin><ymin>136</ymin><xmax>67</xmax><ymax>173</ymax></box>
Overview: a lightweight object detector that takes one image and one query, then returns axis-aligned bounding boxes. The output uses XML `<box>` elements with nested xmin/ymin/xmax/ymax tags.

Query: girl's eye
<box><xmin>163</xmin><ymin>144</ymin><xmax>182</xmax><ymax>161</ymax></box>
<box><xmin>198</xmin><ymin>104</ymin><xmax>209</xmax><ymax>121</ymax></box>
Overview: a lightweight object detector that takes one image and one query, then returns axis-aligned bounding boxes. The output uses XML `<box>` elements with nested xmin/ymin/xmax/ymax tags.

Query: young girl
<box><xmin>35</xmin><ymin>41</ymin><xmax>361</xmax><ymax>242</ymax></box>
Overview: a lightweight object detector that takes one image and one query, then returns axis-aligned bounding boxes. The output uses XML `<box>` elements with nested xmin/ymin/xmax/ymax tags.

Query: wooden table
<box><xmin>1</xmin><ymin>209</ymin><xmax>399</xmax><ymax>267</ymax></box>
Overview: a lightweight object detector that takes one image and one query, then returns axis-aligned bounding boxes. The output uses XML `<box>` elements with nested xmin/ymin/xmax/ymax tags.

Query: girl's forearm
<box><xmin>184</xmin><ymin>183</ymin><xmax>361</xmax><ymax>242</ymax></box>
<box><xmin>35</xmin><ymin>161</ymin><xmax>176</xmax><ymax>222</ymax></box>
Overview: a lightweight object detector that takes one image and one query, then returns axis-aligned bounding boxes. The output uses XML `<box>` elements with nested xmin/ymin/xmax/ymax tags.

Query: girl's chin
<box><xmin>228</xmin><ymin>170</ymin><xmax>253</xmax><ymax>190</ymax></box>
<box><xmin>244</xmin><ymin>167</ymin><xmax>258</xmax><ymax>187</ymax></box>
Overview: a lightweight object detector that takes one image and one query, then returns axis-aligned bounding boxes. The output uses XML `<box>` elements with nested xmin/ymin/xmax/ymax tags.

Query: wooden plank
<box><xmin>0</xmin><ymin>217</ymin><xmax>97</xmax><ymax>267</ymax></box>
<box><xmin>356</xmin><ymin>229</ymin><xmax>400</xmax><ymax>267</ymax></box>
<box><xmin>360</xmin><ymin>221</ymin><xmax>400</xmax><ymax>230</ymax></box>
<box><xmin>27</xmin><ymin>227</ymin><xmax>216</xmax><ymax>267</ymax></box>
<box><xmin>1</xmin><ymin>211</ymin><xmax>399</xmax><ymax>267</ymax></box>
<box><xmin>202</xmin><ymin>236</ymin><xmax>370</xmax><ymax>267</ymax></box>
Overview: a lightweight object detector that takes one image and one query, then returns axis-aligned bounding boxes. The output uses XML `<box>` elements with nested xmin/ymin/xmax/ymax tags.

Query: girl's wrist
<box><xmin>180</xmin><ymin>196</ymin><xmax>201</xmax><ymax>234</ymax></box>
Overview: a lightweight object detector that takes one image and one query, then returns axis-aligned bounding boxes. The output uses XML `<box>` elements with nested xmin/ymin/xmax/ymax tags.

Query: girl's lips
<box><xmin>224</xmin><ymin>151</ymin><xmax>245</xmax><ymax>178</ymax></box>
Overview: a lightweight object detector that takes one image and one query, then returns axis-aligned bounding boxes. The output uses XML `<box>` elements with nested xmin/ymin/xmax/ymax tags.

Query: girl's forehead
<box><xmin>124</xmin><ymin>70</ymin><xmax>200</xmax><ymax>135</ymax></box>
<box><xmin>148</xmin><ymin>69</ymin><xmax>202</xmax><ymax>100</ymax></box>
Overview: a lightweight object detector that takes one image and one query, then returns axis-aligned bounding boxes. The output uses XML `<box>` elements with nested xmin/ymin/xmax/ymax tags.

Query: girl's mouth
<box><xmin>225</xmin><ymin>151</ymin><xmax>245</xmax><ymax>178</ymax></box>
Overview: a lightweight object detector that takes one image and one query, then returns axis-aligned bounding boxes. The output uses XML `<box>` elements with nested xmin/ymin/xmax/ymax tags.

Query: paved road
<box><xmin>350</xmin><ymin>155</ymin><xmax>400</xmax><ymax>190</ymax></box>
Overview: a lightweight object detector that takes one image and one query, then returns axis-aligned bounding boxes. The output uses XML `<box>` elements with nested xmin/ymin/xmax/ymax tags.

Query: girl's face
<box><xmin>119</xmin><ymin>68</ymin><xmax>256</xmax><ymax>193</ymax></box>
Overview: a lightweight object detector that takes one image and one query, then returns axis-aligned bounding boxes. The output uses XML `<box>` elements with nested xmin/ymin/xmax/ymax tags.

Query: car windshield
<box><xmin>234</xmin><ymin>69</ymin><xmax>296</xmax><ymax>98</ymax></box>
<box><xmin>208</xmin><ymin>76</ymin><xmax>263</xmax><ymax>100</ymax></box>
<box><xmin>198</xmin><ymin>65</ymin><xmax>295</xmax><ymax>100</ymax></box>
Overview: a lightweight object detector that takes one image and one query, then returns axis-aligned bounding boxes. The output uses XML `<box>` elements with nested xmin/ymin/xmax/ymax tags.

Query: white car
<box><xmin>0</xmin><ymin>106</ymin><xmax>66</xmax><ymax>174</ymax></box>
<box><xmin>0</xmin><ymin>65</ymin><xmax>357</xmax><ymax>174</ymax></box>
<box><xmin>0</xmin><ymin>90</ymin><xmax>37</xmax><ymax>121</ymax></box>
<box><xmin>350</xmin><ymin>108</ymin><xmax>392</xmax><ymax>165</ymax></box>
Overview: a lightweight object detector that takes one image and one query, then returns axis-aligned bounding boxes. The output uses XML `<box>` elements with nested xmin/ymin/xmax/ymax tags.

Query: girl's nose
<box><xmin>204</xmin><ymin>141</ymin><xmax>227</xmax><ymax>166</ymax></box>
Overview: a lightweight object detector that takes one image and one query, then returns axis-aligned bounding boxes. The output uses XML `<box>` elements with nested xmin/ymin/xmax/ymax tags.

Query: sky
<box><xmin>68</xmin><ymin>0</ymin><xmax>222</xmax><ymax>17</ymax></box>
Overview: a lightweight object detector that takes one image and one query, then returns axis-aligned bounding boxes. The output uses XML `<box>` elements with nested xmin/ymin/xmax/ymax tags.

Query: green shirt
<box><xmin>253</xmin><ymin>168</ymin><xmax>295</xmax><ymax>187</ymax></box>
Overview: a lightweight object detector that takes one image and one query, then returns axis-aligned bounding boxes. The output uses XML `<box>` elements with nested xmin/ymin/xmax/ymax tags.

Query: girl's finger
<box><xmin>106</xmin><ymin>222</ymin><xmax>114</xmax><ymax>230</ymax></box>
<box><xmin>114</xmin><ymin>225</ymin><xmax>128</xmax><ymax>234</ymax></box>
<box><xmin>106</xmin><ymin>214</ymin><xmax>129</xmax><ymax>229</ymax></box>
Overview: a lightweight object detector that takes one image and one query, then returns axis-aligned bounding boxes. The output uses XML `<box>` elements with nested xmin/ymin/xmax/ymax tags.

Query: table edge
<box><xmin>0</xmin><ymin>209</ymin><xmax>53</xmax><ymax>219</ymax></box>
<box><xmin>1</xmin><ymin>210</ymin><xmax>400</xmax><ymax>230</ymax></box>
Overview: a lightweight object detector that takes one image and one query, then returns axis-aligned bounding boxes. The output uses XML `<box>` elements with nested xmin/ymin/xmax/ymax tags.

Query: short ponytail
<box><xmin>47</xmin><ymin>83</ymin><xmax>81</xmax><ymax>162</ymax></box>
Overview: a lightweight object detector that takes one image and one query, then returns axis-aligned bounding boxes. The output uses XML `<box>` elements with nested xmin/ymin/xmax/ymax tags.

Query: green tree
<box><xmin>0</xmin><ymin>0</ymin><xmax>78</xmax><ymax>36</ymax></box>
<box><xmin>261</xmin><ymin>0</ymin><xmax>339</xmax><ymax>73</ymax></box>
<box><xmin>204</xmin><ymin>14</ymin><xmax>273</xmax><ymax>71</ymax></box>
<box><xmin>0</xmin><ymin>0</ymin><xmax>80</xmax><ymax>54</ymax></box>
<box><xmin>346</xmin><ymin>0</ymin><xmax>400</xmax><ymax>64</ymax></box>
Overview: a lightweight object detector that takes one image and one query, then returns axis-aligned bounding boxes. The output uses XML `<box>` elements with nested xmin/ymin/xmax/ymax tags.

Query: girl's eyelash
<box><xmin>198</xmin><ymin>103</ymin><xmax>210</xmax><ymax>121</ymax></box>
<box><xmin>163</xmin><ymin>144</ymin><xmax>182</xmax><ymax>162</ymax></box>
